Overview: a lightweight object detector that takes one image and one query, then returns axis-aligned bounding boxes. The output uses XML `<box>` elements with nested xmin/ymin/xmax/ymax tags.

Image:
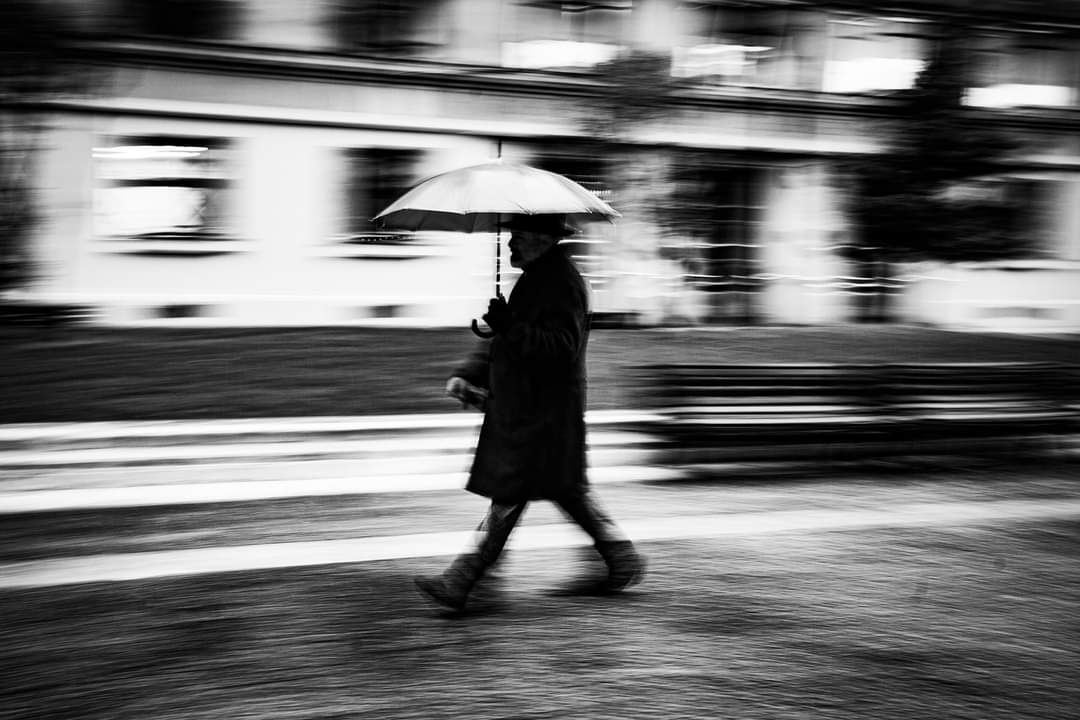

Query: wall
<box><xmin>32</xmin><ymin>106</ymin><xmax>501</xmax><ymax>326</ymax></box>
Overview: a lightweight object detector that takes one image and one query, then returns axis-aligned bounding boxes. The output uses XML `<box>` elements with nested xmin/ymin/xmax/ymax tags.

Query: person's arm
<box><xmin>484</xmin><ymin>281</ymin><xmax>586</xmax><ymax>367</ymax></box>
<box><xmin>446</xmin><ymin>339</ymin><xmax>492</xmax><ymax>410</ymax></box>
<box><xmin>451</xmin><ymin>339</ymin><xmax>491</xmax><ymax>389</ymax></box>
<box><xmin>446</xmin><ymin>376</ymin><xmax>488</xmax><ymax>410</ymax></box>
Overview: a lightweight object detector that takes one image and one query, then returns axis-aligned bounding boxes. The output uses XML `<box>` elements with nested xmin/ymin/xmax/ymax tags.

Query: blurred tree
<box><xmin>844</xmin><ymin>21</ymin><xmax>1026</xmax><ymax>320</ymax></box>
<box><xmin>582</xmin><ymin>50</ymin><xmax>712</xmax><ymax>324</ymax></box>
<box><xmin>584</xmin><ymin>49</ymin><xmax>675</xmax><ymax>141</ymax></box>
<box><xmin>0</xmin><ymin>0</ymin><xmax>84</xmax><ymax>295</ymax></box>
<box><xmin>585</xmin><ymin>50</ymin><xmax>768</xmax><ymax>325</ymax></box>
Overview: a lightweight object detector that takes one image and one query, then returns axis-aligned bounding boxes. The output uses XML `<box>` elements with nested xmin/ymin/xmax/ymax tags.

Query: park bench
<box><xmin>0</xmin><ymin>302</ymin><xmax>94</xmax><ymax>328</ymax></box>
<box><xmin>639</xmin><ymin>362</ymin><xmax>1079</xmax><ymax>468</ymax></box>
<box><xmin>881</xmin><ymin>363</ymin><xmax>1073</xmax><ymax>446</ymax></box>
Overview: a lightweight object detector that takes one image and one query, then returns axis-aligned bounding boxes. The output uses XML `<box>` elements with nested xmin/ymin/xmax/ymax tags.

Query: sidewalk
<box><xmin>5</xmin><ymin>480</ymin><xmax>1078</xmax><ymax>720</ymax></box>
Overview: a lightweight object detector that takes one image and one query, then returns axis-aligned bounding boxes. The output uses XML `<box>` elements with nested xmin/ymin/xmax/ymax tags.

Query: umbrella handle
<box><xmin>471</xmin><ymin>319</ymin><xmax>496</xmax><ymax>338</ymax></box>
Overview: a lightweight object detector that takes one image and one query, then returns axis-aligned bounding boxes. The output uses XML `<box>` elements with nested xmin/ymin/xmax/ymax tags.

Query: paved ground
<box><xmin>3</xmin><ymin>461</ymin><xmax>1079</xmax><ymax>720</ymax></box>
<box><xmin>3</xmin><ymin>323</ymin><xmax>1078</xmax><ymax>718</ymax></box>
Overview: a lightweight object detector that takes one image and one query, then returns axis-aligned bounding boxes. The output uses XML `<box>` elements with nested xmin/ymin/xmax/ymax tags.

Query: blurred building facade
<box><xmin>21</xmin><ymin>0</ymin><xmax>1080</xmax><ymax>331</ymax></box>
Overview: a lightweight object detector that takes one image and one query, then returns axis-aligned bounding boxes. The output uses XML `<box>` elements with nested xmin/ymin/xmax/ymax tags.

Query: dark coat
<box><xmin>452</xmin><ymin>245</ymin><xmax>590</xmax><ymax>503</ymax></box>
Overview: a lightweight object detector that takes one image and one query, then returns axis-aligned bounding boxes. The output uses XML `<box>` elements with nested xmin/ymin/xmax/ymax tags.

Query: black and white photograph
<box><xmin>2</xmin><ymin>1</ymin><xmax>1079</xmax><ymax>718</ymax></box>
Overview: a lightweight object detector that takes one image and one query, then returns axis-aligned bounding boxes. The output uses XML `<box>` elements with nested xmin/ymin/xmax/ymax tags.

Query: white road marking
<box><xmin>0</xmin><ymin>465</ymin><xmax>683</xmax><ymax>513</ymax></box>
<box><xmin>2</xmin><ymin>498</ymin><xmax>1078</xmax><ymax>589</ymax></box>
<box><xmin>0</xmin><ymin>410</ymin><xmax>660</xmax><ymax>442</ymax></box>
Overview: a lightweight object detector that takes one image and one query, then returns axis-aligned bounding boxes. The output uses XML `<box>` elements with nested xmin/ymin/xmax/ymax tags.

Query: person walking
<box><xmin>414</xmin><ymin>214</ymin><xmax>645</xmax><ymax>613</ymax></box>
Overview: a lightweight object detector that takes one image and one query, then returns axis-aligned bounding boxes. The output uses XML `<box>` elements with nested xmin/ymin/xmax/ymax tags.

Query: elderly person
<box><xmin>414</xmin><ymin>213</ymin><xmax>644</xmax><ymax>613</ymax></box>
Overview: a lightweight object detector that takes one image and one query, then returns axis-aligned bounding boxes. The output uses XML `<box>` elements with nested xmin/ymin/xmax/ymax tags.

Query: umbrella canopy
<box><xmin>373</xmin><ymin>160</ymin><xmax>619</xmax><ymax>233</ymax></box>
<box><xmin>374</xmin><ymin>159</ymin><xmax>618</xmax><ymax>337</ymax></box>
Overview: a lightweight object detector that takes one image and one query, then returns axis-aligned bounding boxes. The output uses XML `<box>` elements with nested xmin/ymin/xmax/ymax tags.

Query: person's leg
<box><xmin>555</xmin><ymin>488</ymin><xmax>626</xmax><ymax>543</ymax></box>
<box><xmin>414</xmin><ymin>500</ymin><xmax>527</xmax><ymax>611</ymax></box>
<box><xmin>554</xmin><ymin>488</ymin><xmax>644</xmax><ymax>593</ymax></box>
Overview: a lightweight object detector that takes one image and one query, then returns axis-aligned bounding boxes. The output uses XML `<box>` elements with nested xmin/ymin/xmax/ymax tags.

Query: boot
<box><xmin>414</xmin><ymin>553</ymin><xmax>507</xmax><ymax>613</ymax></box>
<box><xmin>597</xmin><ymin>540</ymin><xmax>646</xmax><ymax>592</ymax></box>
<box><xmin>414</xmin><ymin>553</ymin><xmax>483</xmax><ymax>612</ymax></box>
<box><xmin>416</xmin><ymin>502</ymin><xmax>522</xmax><ymax>613</ymax></box>
<box><xmin>554</xmin><ymin>540</ymin><xmax>645</xmax><ymax>596</ymax></box>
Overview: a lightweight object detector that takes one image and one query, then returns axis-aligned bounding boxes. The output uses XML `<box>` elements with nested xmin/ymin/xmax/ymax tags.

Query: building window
<box><xmin>112</xmin><ymin>0</ymin><xmax>242</xmax><ymax>41</ymax></box>
<box><xmin>936</xmin><ymin>176</ymin><xmax>1070</xmax><ymax>262</ymax></box>
<box><xmin>330</xmin><ymin>0</ymin><xmax>449</xmax><ymax>57</ymax></box>
<box><xmin>344</xmin><ymin>147</ymin><xmax>423</xmax><ymax>241</ymax></box>
<box><xmin>966</xmin><ymin>31</ymin><xmax>1078</xmax><ymax>108</ymax></box>
<box><xmin>666</xmin><ymin>157</ymin><xmax>766</xmax><ymax>324</ymax></box>
<box><xmin>1000</xmin><ymin>178</ymin><xmax>1068</xmax><ymax>259</ymax></box>
<box><xmin>674</xmin><ymin>3</ymin><xmax>823</xmax><ymax>90</ymax></box>
<box><xmin>533</xmin><ymin>150</ymin><xmax>611</xmax><ymax>204</ymax></box>
<box><xmin>531</xmin><ymin>149</ymin><xmax>612</xmax><ymax>287</ymax></box>
<box><xmin>823</xmin><ymin>14</ymin><xmax>929</xmax><ymax>93</ymax></box>
<box><xmin>503</xmin><ymin>1</ymin><xmax>633</xmax><ymax>69</ymax></box>
<box><xmin>93</xmin><ymin>136</ymin><xmax>235</xmax><ymax>243</ymax></box>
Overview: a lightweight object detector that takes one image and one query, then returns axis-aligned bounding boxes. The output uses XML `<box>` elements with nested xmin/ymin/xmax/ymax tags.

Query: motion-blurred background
<box><xmin>3</xmin><ymin>0</ymin><xmax>1080</xmax><ymax>333</ymax></box>
<box><xmin>3</xmin><ymin>5</ymin><xmax>1080</xmax><ymax>719</ymax></box>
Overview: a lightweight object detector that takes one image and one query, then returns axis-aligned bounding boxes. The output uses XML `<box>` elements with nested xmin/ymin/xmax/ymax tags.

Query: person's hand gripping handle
<box><xmin>471</xmin><ymin>292</ymin><xmax>508</xmax><ymax>338</ymax></box>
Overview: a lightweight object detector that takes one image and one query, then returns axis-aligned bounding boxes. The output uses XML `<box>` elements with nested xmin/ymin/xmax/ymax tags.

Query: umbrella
<box><xmin>374</xmin><ymin>160</ymin><xmax>618</xmax><ymax>233</ymax></box>
<box><xmin>374</xmin><ymin>160</ymin><xmax>619</xmax><ymax>336</ymax></box>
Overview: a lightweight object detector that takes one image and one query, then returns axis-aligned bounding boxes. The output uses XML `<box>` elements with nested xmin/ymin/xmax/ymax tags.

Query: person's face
<box><xmin>508</xmin><ymin>230</ymin><xmax>557</xmax><ymax>268</ymax></box>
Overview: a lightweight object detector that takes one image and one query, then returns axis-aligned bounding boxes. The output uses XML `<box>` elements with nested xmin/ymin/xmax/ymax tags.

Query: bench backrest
<box><xmin>639</xmin><ymin>362</ymin><xmax>1077</xmax><ymax>422</ymax></box>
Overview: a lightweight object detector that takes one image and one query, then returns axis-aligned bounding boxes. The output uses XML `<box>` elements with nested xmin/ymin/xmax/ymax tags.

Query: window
<box><xmin>113</xmin><ymin>0</ymin><xmax>242</xmax><ymax>40</ymax></box>
<box><xmin>94</xmin><ymin>136</ymin><xmax>235</xmax><ymax>243</ymax></box>
<box><xmin>1000</xmin><ymin>178</ymin><xmax>1067</xmax><ymax>259</ymax></box>
<box><xmin>242</xmin><ymin>0</ymin><xmax>330</xmax><ymax>50</ymax></box>
<box><xmin>533</xmin><ymin>151</ymin><xmax>611</xmax><ymax>204</ymax></box>
<box><xmin>531</xmin><ymin>150</ymin><xmax>611</xmax><ymax>287</ymax></box>
<box><xmin>966</xmin><ymin>31</ymin><xmax>1078</xmax><ymax>108</ymax></box>
<box><xmin>936</xmin><ymin>176</ymin><xmax>1069</xmax><ymax>262</ymax></box>
<box><xmin>503</xmin><ymin>1</ymin><xmax>633</xmax><ymax>69</ymax></box>
<box><xmin>823</xmin><ymin>14</ymin><xmax>929</xmax><ymax>93</ymax></box>
<box><xmin>666</xmin><ymin>157</ymin><xmax>766</xmax><ymax>323</ymax></box>
<box><xmin>674</xmin><ymin>3</ymin><xmax>823</xmax><ymax>90</ymax></box>
<box><xmin>330</xmin><ymin>0</ymin><xmax>449</xmax><ymax>57</ymax></box>
<box><xmin>343</xmin><ymin>147</ymin><xmax>423</xmax><ymax>241</ymax></box>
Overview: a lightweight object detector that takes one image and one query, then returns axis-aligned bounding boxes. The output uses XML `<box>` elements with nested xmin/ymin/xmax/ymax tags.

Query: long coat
<box><xmin>452</xmin><ymin>245</ymin><xmax>590</xmax><ymax>503</ymax></box>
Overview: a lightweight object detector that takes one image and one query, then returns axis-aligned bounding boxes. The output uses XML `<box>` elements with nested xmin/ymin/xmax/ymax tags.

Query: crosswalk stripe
<box><xmin>0</xmin><ymin>411</ymin><xmax>661</xmax><ymax>443</ymax></box>
<box><xmin>3</xmin><ymin>498</ymin><xmax>1078</xmax><ymax>589</ymax></box>
<box><xmin>0</xmin><ymin>430</ymin><xmax>652</xmax><ymax>467</ymax></box>
<box><xmin>0</xmin><ymin>465</ymin><xmax>684</xmax><ymax>513</ymax></box>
